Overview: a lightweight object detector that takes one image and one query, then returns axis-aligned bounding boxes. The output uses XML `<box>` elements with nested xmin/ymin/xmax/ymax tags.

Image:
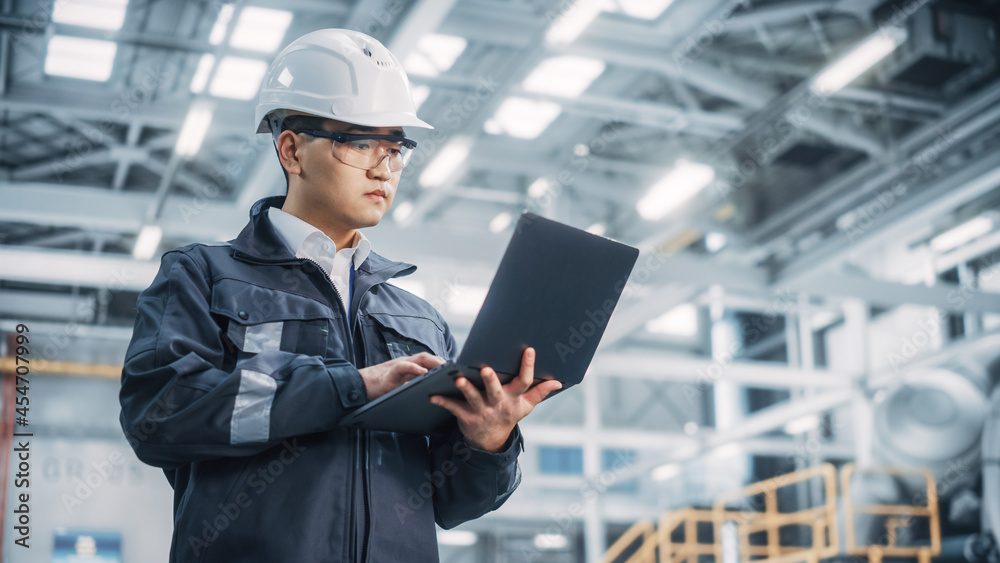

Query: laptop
<box><xmin>338</xmin><ymin>212</ymin><xmax>639</xmax><ymax>435</ymax></box>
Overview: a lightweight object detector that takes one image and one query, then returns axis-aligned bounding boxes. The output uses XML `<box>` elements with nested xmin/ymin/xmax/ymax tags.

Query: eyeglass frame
<box><xmin>292</xmin><ymin>129</ymin><xmax>418</xmax><ymax>172</ymax></box>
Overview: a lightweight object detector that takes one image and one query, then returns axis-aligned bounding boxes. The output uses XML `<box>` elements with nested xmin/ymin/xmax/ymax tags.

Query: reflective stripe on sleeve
<box><xmin>230</xmin><ymin>369</ymin><xmax>277</xmax><ymax>444</ymax></box>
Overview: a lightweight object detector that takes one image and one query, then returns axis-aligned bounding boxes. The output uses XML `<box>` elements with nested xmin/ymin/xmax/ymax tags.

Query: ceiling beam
<box><xmin>592</xmin><ymin>349</ymin><xmax>854</xmax><ymax>388</ymax></box>
<box><xmin>0</xmin><ymin>246</ymin><xmax>160</xmax><ymax>291</ymax></box>
<box><xmin>0</xmin><ymin>84</ymin><xmax>252</xmax><ymax>136</ymax></box>
<box><xmin>725</xmin><ymin>1</ymin><xmax>839</xmax><ymax>33</ymax></box>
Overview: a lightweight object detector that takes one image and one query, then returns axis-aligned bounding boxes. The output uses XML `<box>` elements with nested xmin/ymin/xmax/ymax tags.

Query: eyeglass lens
<box><xmin>334</xmin><ymin>139</ymin><xmax>412</xmax><ymax>171</ymax></box>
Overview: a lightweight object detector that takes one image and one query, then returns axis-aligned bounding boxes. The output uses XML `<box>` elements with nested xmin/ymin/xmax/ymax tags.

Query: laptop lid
<box><xmin>455</xmin><ymin>212</ymin><xmax>639</xmax><ymax>387</ymax></box>
<box><xmin>339</xmin><ymin>212</ymin><xmax>639</xmax><ymax>434</ymax></box>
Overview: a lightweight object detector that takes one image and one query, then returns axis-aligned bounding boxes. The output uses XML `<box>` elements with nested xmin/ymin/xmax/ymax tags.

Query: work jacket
<box><xmin>119</xmin><ymin>196</ymin><xmax>522</xmax><ymax>562</ymax></box>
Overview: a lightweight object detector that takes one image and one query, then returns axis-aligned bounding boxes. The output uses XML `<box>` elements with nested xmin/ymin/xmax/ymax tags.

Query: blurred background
<box><xmin>2</xmin><ymin>0</ymin><xmax>1000</xmax><ymax>561</ymax></box>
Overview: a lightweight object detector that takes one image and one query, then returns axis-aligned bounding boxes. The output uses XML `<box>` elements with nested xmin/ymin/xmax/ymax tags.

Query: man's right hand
<box><xmin>358</xmin><ymin>352</ymin><xmax>446</xmax><ymax>401</ymax></box>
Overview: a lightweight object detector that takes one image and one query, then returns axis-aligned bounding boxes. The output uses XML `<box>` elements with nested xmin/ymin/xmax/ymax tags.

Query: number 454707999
<box><xmin>14</xmin><ymin>323</ymin><xmax>30</xmax><ymax>425</ymax></box>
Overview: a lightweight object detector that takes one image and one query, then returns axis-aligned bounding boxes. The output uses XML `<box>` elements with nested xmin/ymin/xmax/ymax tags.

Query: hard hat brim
<box><xmin>255</xmin><ymin>111</ymin><xmax>433</xmax><ymax>134</ymax></box>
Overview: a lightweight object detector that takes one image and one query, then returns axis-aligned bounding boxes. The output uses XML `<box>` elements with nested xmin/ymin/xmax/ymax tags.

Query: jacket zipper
<box><xmin>357</xmin><ymin>325</ymin><xmax>371</xmax><ymax>563</ymax></box>
<box><xmin>235</xmin><ymin>250</ymin><xmax>371</xmax><ymax>562</ymax></box>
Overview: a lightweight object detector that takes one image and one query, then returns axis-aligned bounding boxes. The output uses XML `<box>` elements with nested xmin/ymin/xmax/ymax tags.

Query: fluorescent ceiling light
<box><xmin>528</xmin><ymin>178</ymin><xmax>552</xmax><ymax>199</ymax></box>
<box><xmin>190</xmin><ymin>54</ymin><xmax>216</xmax><ymax>94</ymax></box>
<box><xmin>546</xmin><ymin>0</ymin><xmax>605</xmax><ymax>45</ymax></box>
<box><xmin>437</xmin><ymin>530</ymin><xmax>478</xmax><ymax>546</ymax></box>
<box><xmin>488</xmin><ymin>97</ymin><xmax>562</xmax><ymax>139</ymax></box>
<box><xmin>523</xmin><ymin>56</ymin><xmax>605</xmax><ymax>98</ymax></box>
<box><xmin>209</xmin><ymin>4</ymin><xmax>235</xmax><ymax>45</ymax></box>
<box><xmin>420</xmin><ymin>136</ymin><xmax>472</xmax><ymax>188</ymax></box>
<box><xmin>705</xmin><ymin>232</ymin><xmax>727</xmax><ymax>253</ymax></box>
<box><xmin>637</xmin><ymin>159</ymin><xmax>715</xmax><ymax>221</ymax></box>
<box><xmin>45</xmin><ymin>36</ymin><xmax>118</xmax><ymax>81</ymax></box>
<box><xmin>229</xmin><ymin>7</ymin><xmax>293</xmax><ymax>53</ymax></box>
<box><xmin>646</xmin><ymin>303</ymin><xmax>698</xmax><ymax>337</ymax></box>
<box><xmin>447</xmin><ymin>284</ymin><xmax>489</xmax><ymax>316</ymax></box>
<box><xmin>930</xmin><ymin>216</ymin><xmax>994</xmax><ymax>252</ymax></box>
<box><xmin>175</xmin><ymin>102</ymin><xmax>214</xmax><ymax>157</ymax></box>
<box><xmin>811</xmin><ymin>27</ymin><xmax>907</xmax><ymax>94</ymax></box>
<box><xmin>133</xmin><ymin>225</ymin><xmax>162</xmax><ymax>260</ymax></box>
<box><xmin>534</xmin><ymin>534</ymin><xmax>569</xmax><ymax>550</ymax></box>
<box><xmin>651</xmin><ymin>463</ymin><xmax>680</xmax><ymax>481</ymax></box>
<box><xmin>610</xmin><ymin>0</ymin><xmax>675</xmax><ymax>20</ymax></box>
<box><xmin>52</xmin><ymin>0</ymin><xmax>129</xmax><ymax>31</ymax></box>
<box><xmin>586</xmin><ymin>222</ymin><xmax>606</xmax><ymax>236</ymax></box>
<box><xmin>209</xmin><ymin>56</ymin><xmax>268</xmax><ymax>100</ymax></box>
<box><xmin>784</xmin><ymin>415</ymin><xmax>821</xmax><ymax>435</ymax></box>
<box><xmin>410</xmin><ymin>84</ymin><xmax>431</xmax><ymax>110</ymax></box>
<box><xmin>404</xmin><ymin>34</ymin><xmax>467</xmax><ymax>77</ymax></box>
<box><xmin>489</xmin><ymin>212</ymin><xmax>513</xmax><ymax>233</ymax></box>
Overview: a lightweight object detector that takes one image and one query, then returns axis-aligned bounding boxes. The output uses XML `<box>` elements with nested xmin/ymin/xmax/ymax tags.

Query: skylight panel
<box><xmin>45</xmin><ymin>36</ymin><xmax>117</xmax><ymax>81</ymax></box>
<box><xmin>610</xmin><ymin>0</ymin><xmax>675</xmax><ymax>20</ymax></box>
<box><xmin>229</xmin><ymin>7</ymin><xmax>293</xmax><ymax>53</ymax></box>
<box><xmin>404</xmin><ymin>34</ymin><xmax>467</xmax><ymax>77</ymax></box>
<box><xmin>209</xmin><ymin>4</ymin><xmax>235</xmax><ymax>45</ymax></box>
<box><xmin>190</xmin><ymin>54</ymin><xmax>215</xmax><ymax>94</ymax></box>
<box><xmin>53</xmin><ymin>0</ymin><xmax>129</xmax><ymax>31</ymax></box>
<box><xmin>485</xmin><ymin>97</ymin><xmax>562</xmax><ymax>139</ymax></box>
<box><xmin>523</xmin><ymin>56</ymin><xmax>605</xmax><ymax>98</ymax></box>
<box><xmin>208</xmin><ymin>56</ymin><xmax>268</xmax><ymax>100</ymax></box>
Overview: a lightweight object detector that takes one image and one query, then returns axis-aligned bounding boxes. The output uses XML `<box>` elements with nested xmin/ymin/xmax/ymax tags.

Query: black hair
<box><xmin>273</xmin><ymin>114</ymin><xmax>330</xmax><ymax>193</ymax></box>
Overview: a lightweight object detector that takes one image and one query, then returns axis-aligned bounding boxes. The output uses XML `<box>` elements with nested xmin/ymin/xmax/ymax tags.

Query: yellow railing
<box><xmin>606</xmin><ymin>463</ymin><xmax>940</xmax><ymax>563</ymax></box>
<box><xmin>603</xmin><ymin>519</ymin><xmax>657</xmax><ymax>563</ymax></box>
<box><xmin>660</xmin><ymin>508</ymin><xmax>727</xmax><ymax>563</ymax></box>
<box><xmin>841</xmin><ymin>464</ymin><xmax>940</xmax><ymax>563</ymax></box>
<box><xmin>712</xmin><ymin>464</ymin><xmax>838</xmax><ymax>563</ymax></box>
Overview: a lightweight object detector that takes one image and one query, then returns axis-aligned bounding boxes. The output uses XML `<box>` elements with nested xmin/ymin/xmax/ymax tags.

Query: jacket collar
<box><xmin>230</xmin><ymin>196</ymin><xmax>417</xmax><ymax>279</ymax></box>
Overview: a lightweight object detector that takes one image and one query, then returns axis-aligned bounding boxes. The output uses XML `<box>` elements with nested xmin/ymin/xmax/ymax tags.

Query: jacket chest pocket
<box><xmin>210</xmin><ymin>279</ymin><xmax>344</xmax><ymax>359</ymax></box>
<box><xmin>363</xmin><ymin>312</ymin><xmax>448</xmax><ymax>365</ymax></box>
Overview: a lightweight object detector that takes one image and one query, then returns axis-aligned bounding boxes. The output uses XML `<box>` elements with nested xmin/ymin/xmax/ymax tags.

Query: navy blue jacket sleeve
<box><xmin>428</xmin><ymin>320</ymin><xmax>524</xmax><ymax>528</ymax></box>
<box><xmin>119</xmin><ymin>248</ymin><xmax>367</xmax><ymax>469</ymax></box>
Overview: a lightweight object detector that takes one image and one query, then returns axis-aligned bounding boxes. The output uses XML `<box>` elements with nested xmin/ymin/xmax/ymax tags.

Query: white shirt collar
<box><xmin>267</xmin><ymin>206</ymin><xmax>371</xmax><ymax>270</ymax></box>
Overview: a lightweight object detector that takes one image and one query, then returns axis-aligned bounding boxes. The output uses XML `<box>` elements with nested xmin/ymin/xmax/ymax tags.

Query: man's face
<box><xmin>291</xmin><ymin>118</ymin><xmax>404</xmax><ymax>230</ymax></box>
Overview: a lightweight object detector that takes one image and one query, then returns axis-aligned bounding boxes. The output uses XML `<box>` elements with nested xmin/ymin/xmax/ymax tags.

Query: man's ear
<box><xmin>276</xmin><ymin>130</ymin><xmax>303</xmax><ymax>177</ymax></box>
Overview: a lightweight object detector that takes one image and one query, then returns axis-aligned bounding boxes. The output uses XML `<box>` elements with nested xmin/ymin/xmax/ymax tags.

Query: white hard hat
<box><xmin>255</xmin><ymin>28</ymin><xmax>432</xmax><ymax>134</ymax></box>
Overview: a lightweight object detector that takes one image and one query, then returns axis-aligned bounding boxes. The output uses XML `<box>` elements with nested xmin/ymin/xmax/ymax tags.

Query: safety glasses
<box><xmin>293</xmin><ymin>129</ymin><xmax>417</xmax><ymax>172</ymax></box>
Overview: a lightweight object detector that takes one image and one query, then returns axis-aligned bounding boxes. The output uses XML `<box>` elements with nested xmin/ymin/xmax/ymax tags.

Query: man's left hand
<box><xmin>430</xmin><ymin>347</ymin><xmax>562</xmax><ymax>452</ymax></box>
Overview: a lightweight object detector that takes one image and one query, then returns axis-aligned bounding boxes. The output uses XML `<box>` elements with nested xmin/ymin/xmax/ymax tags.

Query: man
<box><xmin>119</xmin><ymin>29</ymin><xmax>560</xmax><ymax>562</ymax></box>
